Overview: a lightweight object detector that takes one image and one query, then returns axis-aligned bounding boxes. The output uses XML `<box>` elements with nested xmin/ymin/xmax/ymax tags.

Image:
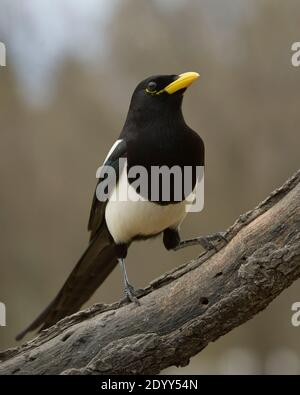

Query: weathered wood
<box><xmin>0</xmin><ymin>169</ymin><xmax>299</xmax><ymax>375</ymax></box>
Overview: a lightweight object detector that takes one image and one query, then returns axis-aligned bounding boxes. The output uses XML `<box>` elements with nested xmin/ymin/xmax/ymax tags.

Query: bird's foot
<box><xmin>124</xmin><ymin>283</ymin><xmax>141</xmax><ymax>306</ymax></box>
<box><xmin>175</xmin><ymin>231</ymin><xmax>227</xmax><ymax>252</ymax></box>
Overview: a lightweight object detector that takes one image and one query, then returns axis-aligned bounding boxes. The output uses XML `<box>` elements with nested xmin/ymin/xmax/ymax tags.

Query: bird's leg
<box><xmin>118</xmin><ymin>258</ymin><xmax>140</xmax><ymax>305</ymax></box>
<box><xmin>174</xmin><ymin>232</ymin><xmax>228</xmax><ymax>252</ymax></box>
<box><xmin>163</xmin><ymin>228</ymin><xmax>181</xmax><ymax>250</ymax></box>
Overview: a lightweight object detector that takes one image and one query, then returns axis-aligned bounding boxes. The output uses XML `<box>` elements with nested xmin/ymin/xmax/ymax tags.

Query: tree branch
<box><xmin>1</xmin><ymin>170</ymin><xmax>299</xmax><ymax>375</ymax></box>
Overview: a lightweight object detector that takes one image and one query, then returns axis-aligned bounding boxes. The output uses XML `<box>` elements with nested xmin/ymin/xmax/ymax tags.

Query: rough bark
<box><xmin>0</xmin><ymin>170</ymin><xmax>299</xmax><ymax>375</ymax></box>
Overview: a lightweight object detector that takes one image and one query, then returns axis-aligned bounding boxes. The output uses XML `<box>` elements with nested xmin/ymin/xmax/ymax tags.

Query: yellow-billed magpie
<box><xmin>17</xmin><ymin>72</ymin><xmax>207</xmax><ymax>340</ymax></box>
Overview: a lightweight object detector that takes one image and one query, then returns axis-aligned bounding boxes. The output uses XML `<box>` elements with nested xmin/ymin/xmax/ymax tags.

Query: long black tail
<box><xmin>16</xmin><ymin>227</ymin><xmax>117</xmax><ymax>341</ymax></box>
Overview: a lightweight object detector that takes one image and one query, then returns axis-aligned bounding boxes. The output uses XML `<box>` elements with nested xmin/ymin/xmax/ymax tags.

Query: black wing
<box><xmin>88</xmin><ymin>139</ymin><xmax>127</xmax><ymax>240</ymax></box>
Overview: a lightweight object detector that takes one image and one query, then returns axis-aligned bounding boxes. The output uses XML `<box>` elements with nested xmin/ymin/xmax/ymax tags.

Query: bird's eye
<box><xmin>146</xmin><ymin>81</ymin><xmax>157</xmax><ymax>93</ymax></box>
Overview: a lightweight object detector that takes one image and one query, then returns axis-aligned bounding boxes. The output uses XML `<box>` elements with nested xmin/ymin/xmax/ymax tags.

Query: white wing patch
<box><xmin>103</xmin><ymin>139</ymin><xmax>123</xmax><ymax>165</ymax></box>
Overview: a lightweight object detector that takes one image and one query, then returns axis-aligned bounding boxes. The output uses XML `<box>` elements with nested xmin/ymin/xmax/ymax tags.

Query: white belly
<box><xmin>105</xmin><ymin>164</ymin><xmax>191</xmax><ymax>244</ymax></box>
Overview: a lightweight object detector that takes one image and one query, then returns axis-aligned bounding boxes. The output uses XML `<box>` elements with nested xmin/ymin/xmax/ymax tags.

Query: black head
<box><xmin>124</xmin><ymin>72</ymin><xmax>200</xmax><ymax>127</ymax></box>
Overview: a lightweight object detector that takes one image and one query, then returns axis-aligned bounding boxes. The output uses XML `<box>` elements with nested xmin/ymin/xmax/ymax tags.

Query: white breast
<box><xmin>105</xmin><ymin>162</ymin><xmax>192</xmax><ymax>244</ymax></box>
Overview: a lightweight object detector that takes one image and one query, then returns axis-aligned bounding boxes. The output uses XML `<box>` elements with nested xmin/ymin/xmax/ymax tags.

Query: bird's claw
<box><xmin>124</xmin><ymin>284</ymin><xmax>141</xmax><ymax>306</ymax></box>
<box><xmin>175</xmin><ymin>231</ymin><xmax>228</xmax><ymax>252</ymax></box>
<box><xmin>198</xmin><ymin>232</ymin><xmax>228</xmax><ymax>251</ymax></box>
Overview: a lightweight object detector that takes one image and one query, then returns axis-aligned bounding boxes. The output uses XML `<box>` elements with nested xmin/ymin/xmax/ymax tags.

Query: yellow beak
<box><xmin>164</xmin><ymin>71</ymin><xmax>200</xmax><ymax>94</ymax></box>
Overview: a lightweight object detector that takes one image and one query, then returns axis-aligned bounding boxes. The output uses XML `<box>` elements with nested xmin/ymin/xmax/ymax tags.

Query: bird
<box><xmin>16</xmin><ymin>71</ymin><xmax>207</xmax><ymax>341</ymax></box>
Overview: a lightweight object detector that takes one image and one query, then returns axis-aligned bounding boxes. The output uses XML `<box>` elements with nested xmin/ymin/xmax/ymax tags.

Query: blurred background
<box><xmin>0</xmin><ymin>0</ymin><xmax>299</xmax><ymax>374</ymax></box>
